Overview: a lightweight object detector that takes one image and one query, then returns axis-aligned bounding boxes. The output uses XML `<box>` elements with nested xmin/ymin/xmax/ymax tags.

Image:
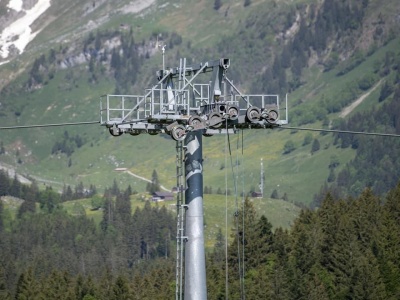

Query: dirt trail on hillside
<box><xmin>0</xmin><ymin>162</ymin><xmax>31</xmax><ymax>184</ymax></box>
<box><xmin>339</xmin><ymin>79</ymin><xmax>383</xmax><ymax>118</ymax></box>
<box><xmin>125</xmin><ymin>170</ymin><xmax>170</xmax><ymax>192</ymax></box>
<box><xmin>119</xmin><ymin>0</ymin><xmax>156</xmax><ymax>14</ymax></box>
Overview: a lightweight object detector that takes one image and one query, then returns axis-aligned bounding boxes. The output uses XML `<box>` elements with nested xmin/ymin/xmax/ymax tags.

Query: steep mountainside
<box><xmin>0</xmin><ymin>0</ymin><xmax>400</xmax><ymax>205</ymax></box>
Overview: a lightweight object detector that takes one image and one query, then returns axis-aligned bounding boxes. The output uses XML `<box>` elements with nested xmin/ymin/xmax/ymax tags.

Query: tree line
<box><xmin>1</xmin><ymin>176</ymin><xmax>400</xmax><ymax>298</ymax></box>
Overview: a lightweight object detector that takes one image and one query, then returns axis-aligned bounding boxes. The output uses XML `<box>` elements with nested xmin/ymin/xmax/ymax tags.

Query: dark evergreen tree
<box><xmin>39</xmin><ymin>186</ymin><xmax>61</xmax><ymax>213</ymax></box>
<box><xmin>74</xmin><ymin>181</ymin><xmax>85</xmax><ymax>199</ymax></box>
<box><xmin>61</xmin><ymin>184</ymin><xmax>73</xmax><ymax>202</ymax></box>
<box><xmin>214</xmin><ymin>0</ymin><xmax>222</xmax><ymax>11</ymax></box>
<box><xmin>112</xmin><ymin>275</ymin><xmax>132</xmax><ymax>300</ymax></box>
<box><xmin>17</xmin><ymin>198</ymin><xmax>36</xmax><ymax>218</ymax></box>
<box><xmin>283</xmin><ymin>140</ymin><xmax>295</xmax><ymax>154</ymax></box>
<box><xmin>0</xmin><ymin>200</ymin><xmax>3</xmax><ymax>232</ymax></box>
<box><xmin>271</xmin><ymin>189</ymin><xmax>279</xmax><ymax>199</ymax></box>
<box><xmin>0</xmin><ymin>141</ymin><xmax>5</xmax><ymax>155</ymax></box>
<box><xmin>111</xmin><ymin>179</ymin><xmax>119</xmax><ymax>196</ymax></box>
<box><xmin>327</xmin><ymin>168</ymin><xmax>336</xmax><ymax>183</ymax></box>
<box><xmin>0</xmin><ymin>170</ymin><xmax>9</xmax><ymax>196</ymax></box>
<box><xmin>42</xmin><ymin>270</ymin><xmax>73</xmax><ymax>299</ymax></box>
<box><xmin>14</xmin><ymin>268</ymin><xmax>43</xmax><ymax>299</ymax></box>
<box><xmin>0</xmin><ymin>266</ymin><xmax>11</xmax><ymax>300</ymax></box>
<box><xmin>100</xmin><ymin>189</ymin><xmax>114</xmax><ymax>232</ymax></box>
<box><xmin>311</xmin><ymin>138</ymin><xmax>320</xmax><ymax>154</ymax></box>
<box><xmin>115</xmin><ymin>190</ymin><xmax>132</xmax><ymax>232</ymax></box>
<box><xmin>147</xmin><ymin>170</ymin><xmax>161</xmax><ymax>193</ymax></box>
<box><xmin>9</xmin><ymin>174</ymin><xmax>21</xmax><ymax>198</ymax></box>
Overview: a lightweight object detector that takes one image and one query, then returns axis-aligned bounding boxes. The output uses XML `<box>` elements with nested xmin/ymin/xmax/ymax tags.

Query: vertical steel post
<box><xmin>184</xmin><ymin>130</ymin><xmax>207</xmax><ymax>300</ymax></box>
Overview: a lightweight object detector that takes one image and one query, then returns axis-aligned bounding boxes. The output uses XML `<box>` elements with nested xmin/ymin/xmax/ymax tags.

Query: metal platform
<box><xmin>100</xmin><ymin>58</ymin><xmax>288</xmax><ymax>140</ymax></box>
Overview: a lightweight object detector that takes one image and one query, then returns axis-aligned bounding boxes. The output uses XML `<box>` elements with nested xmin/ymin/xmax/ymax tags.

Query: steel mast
<box><xmin>184</xmin><ymin>131</ymin><xmax>207</xmax><ymax>299</ymax></box>
<box><xmin>100</xmin><ymin>56</ymin><xmax>288</xmax><ymax>300</ymax></box>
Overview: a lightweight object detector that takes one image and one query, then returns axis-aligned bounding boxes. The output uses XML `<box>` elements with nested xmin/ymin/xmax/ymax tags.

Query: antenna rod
<box><xmin>184</xmin><ymin>130</ymin><xmax>207</xmax><ymax>300</ymax></box>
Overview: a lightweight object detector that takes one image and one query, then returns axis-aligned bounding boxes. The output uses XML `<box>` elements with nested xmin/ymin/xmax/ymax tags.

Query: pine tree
<box><xmin>283</xmin><ymin>140</ymin><xmax>295</xmax><ymax>154</ymax></box>
<box><xmin>271</xmin><ymin>189</ymin><xmax>279</xmax><ymax>199</ymax></box>
<box><xmin>147</xmin><ymin>169</ymin><xmax>161</xmax><ymax>193</ymax></box>
<box><xmin>17</xmin><ymin>198</ymin><xmax>36</xmax><ymax>218</ymax></box>
<box><xmin>349</xmin><ymin>249</ymin><xmax>387</xmax><ymax>299</ymax></box>
<box><xmin>0</xmin><ymin>266</ymin><xmax>11</xmax><ymax>300</ymax></box>
<box><xmin>0</xmin><ymin>170</ymin><xmax>9</xmax><ymax>196</ymax></box>
<box><xmin>39</xmin><ymin>186</ymin><xmax>61</xmax><ymax>213</ymax></box>
<box><xmin>0</xmin><ymin>141</ymin><xmax>5</xmax><ymax>155</ymax></box>
<box><xmin>381</xmin><ymin>181</ymin><xmax>400</xmax><ymax>296</ymax></box>
<box><xmin>15</xmin><ymin>268</ymin><xmax>43</xmax><ymax>300</ymax></box>
<box><xmin>0</xmin><ymin>200</ymin><xmax>3</xmax><ymax>232</ymax></box>
<box><xmin>111</xmin><ymin>179</ymin><xmax>119</xmax><ymax>196</ymax></box>
<box><xmin>311</xmin><ymin>138</ymin><xmax>320</xmax><ymax>154</ymax></box>
<box><xmin>42</xmin><ymin>270</ymin><xmax>73</xmax><ymax>299</ymax></box>
<box><xmin>9</xmin><ymin>174</ymin><xmax>21</xmax><ymax>198</ymax></box>
<box><xmin>100</xmin><ymin>190</ymin><xmax>114</xmax><ymax>232</ymax></box>
<box><xmin>112</xmin><ymin>275</ymin><xmax>132</xmax><ymax>300</ymax></box>
<box><xmin>115</xmin><ymin>190</ymin><xmax>132</xmax><ymax>232</ymax></box>
<box><xmin>327</xmin><ymin>168</ymin><xmax>336</xmax><ymax>183</ymax></box>
<box><xmin>214</xmin><ymin>0</ymin><xmax>222</xmax><ymax>11</ymax></box>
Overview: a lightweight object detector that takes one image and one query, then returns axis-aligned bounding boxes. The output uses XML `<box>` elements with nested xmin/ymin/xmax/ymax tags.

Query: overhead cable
<box><xmin>280</xmin><ymin>126</ymin><xmax>400</xmax><ymax>137</ymax></box>
<box><xmin>0</xmin><ymin>121</ymin><xmax>99</xmax><ymax>130</ymax></box>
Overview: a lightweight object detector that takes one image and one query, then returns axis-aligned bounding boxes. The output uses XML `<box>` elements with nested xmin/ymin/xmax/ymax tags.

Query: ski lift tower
<box><xmin>100</xmin><ymin>57</ymin><xmax>288</xmax><ymax>300</ymax></box>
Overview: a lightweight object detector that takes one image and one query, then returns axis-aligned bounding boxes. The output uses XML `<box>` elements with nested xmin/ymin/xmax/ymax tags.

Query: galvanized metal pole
<box><xmin>184</xmin><ymin>130</ymin><xmax>207</xmax><ymax>300</ymax></box>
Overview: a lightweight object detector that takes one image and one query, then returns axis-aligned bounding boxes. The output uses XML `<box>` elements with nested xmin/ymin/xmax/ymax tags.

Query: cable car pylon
<box><xmin>100</xmin><ymin>57</ymin><xmax>288</xmax><ymax>300</ymax></box>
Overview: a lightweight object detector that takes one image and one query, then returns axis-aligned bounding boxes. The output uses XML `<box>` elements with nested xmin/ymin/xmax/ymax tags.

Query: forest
<box><xmin>1</xmin><ymin>177</ymin><xmax>400</xmax><ymax>299</ymax></box>
<box><xmin>1</xmin><ymin>0</ymin><xmax>400</xmax><ymax>298</ymax></box>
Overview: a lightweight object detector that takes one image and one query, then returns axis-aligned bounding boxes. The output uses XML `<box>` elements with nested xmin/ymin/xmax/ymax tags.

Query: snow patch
<box><xmin>7</xmin><ymin>0</ymin><xmax>23</xmax><ymax>12</ymax></box>
<box><xmin>0</xmin><ymin>0</ymin><xmax>51</xmax><ymax>60</ymax></box>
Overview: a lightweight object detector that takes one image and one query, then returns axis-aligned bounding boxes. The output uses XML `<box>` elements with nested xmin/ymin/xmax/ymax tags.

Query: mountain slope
<box><xmin>0</xmin><ymin>0</ymin><xmax>399</xmax><ymax>207</ymax></box>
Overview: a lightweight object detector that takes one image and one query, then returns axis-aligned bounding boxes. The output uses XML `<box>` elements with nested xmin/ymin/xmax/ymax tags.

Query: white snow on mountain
<box><xmin>0</xmin><ymin>0</ymin><xmax>51</xmax><ymax>61</ymax></box>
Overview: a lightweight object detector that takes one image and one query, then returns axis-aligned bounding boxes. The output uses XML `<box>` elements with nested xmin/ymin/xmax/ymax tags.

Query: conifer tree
<box><xmin>0</xmin><ymin>170</ymin><xmax>9</xmax><ymax>196</ymax></box>
<box><xmin>311</xmin><ymin>138</ymin><xmax>320</xmax><ymax>154</ymax></box>
<box><xmin>101</xmin><ymin>189</ymin><xmax>114</xmax><ymax>232</ymax></box>
<box><xmin>112</xmin><ymin>275</ymin><xmax>132</xmax><ymax>300</ymax></box>
<box><xmin>0</xmin><ymin>200</ymin><xmax>3</xmax><ymax>232</ymax></box>
<box><xmin>0</xmin><ymin>267</ymin><xmax>11</xmax><ymax>300</ymax></box>
<box><xmin>214</xmin><ymin>0</ymin><xmax>222</xmax><ymax>11</ymax></box>
<box><xmin>14</xmin><ymin>268</ymin><xmax>43</xmax><ymax>300</ymax></box>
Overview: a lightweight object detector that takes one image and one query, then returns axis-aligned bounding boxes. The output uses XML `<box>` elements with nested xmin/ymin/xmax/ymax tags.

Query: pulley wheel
<box><xmin>109</xmin><ymin>127</ymin><xmax>123</xmax><ymax>137</ymax></box>
<box><xmin>265</xmin><ymin>109</ymin><xmax>279</xmax><ymax>124</ymax></box>
<box><xmin>227</xmin><ymin>106</ymin><xmax>239</xmax><ymax>120</ymax></box>
<box><xmin>188</xmin><ymin>115</ymin><xmax>204</xmax><ymax>128</ymax></box>
<box><xmin>208</xmin><ymin>112</ymin><xmax>222</xmax><ymax>129</ymax></box>
<box><xmin>171</xmin><ymin>125</ymin><xmax>187</xmax><ymax>141</ymax></box>
<box><xmin>246</xmin><ymin>106</ymin><xmax>261</xmax><ymax>122</ymax></box>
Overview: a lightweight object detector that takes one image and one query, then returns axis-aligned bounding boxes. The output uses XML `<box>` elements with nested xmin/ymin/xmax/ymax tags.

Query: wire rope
<box><xmin>279</xmin><ymin>126</ymin><xmax>400</xmax><ymax>137</ymax></box>
<box><xmin>224</xmin><ymin>120</ymin><xmax>229</xmax><ymax>300</ymax></box>
<box><xmin>0</xmin><ymin>121</ymin><xmax>99</xmax><ymax>130</ymax></box>
<box><xmin>236</xmin><ymin>129</ymin><xmax>246</xmax><ymax>299</ymax></box>
<box><xmin>240</xmin><ymin>129</ymin><xmax>246</xmax><ymax>300</ymax></box>
<box><xmin>1</xmin><ymin>120</ymin><xmax>399</xmax><ymax>138</ymax></box>
<box><xmin>226</xmin><ymin>122</ymin><xmax>245</xmax><ymax>299</ymax></box>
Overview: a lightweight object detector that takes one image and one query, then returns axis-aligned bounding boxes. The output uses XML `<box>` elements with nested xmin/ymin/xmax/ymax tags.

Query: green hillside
<box><xmin>1</xmin><ymin>0</ymin><xmax>400</xmax><ymax>210</ymax></box>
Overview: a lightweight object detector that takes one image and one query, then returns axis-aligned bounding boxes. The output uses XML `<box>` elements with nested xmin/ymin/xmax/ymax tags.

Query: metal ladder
<box><xmin>175</xmin><ymin>140</ymin><xmax>186</xmax><ymax>300</ymax></box>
